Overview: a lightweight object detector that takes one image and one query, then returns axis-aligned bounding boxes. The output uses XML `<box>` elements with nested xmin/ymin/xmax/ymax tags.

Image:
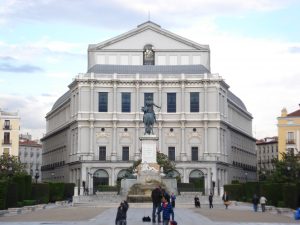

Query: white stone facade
<box><xmin>41</xmin><ymin>22</ymin><xmax>256</xmax><ymax>195</ymax></box>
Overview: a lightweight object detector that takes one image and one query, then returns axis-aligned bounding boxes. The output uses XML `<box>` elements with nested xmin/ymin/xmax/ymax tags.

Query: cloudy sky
<box><xmin>1</xmin><ymin>0</ymin><xmax>300</xmax><ymax>140</ymax></box>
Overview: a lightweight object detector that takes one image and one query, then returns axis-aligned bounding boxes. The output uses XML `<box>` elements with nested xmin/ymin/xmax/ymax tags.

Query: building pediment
<box><xmin>89</xmin><ymin>21</ymin><xmax>209</xmax><ymax>52</ymax></box>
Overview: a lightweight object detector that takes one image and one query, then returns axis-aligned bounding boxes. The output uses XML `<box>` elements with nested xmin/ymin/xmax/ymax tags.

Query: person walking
<box><xmin>170</xmin><ymin>193</ymin><xmax>176</xmax><ymax>208</ymax></box>
<box><xmin>151</xmin><ymin>186</ymin><xmax>162</xmax><ymax>223</ymax></box>
<box><xmin>209</xmin><ymin>193</ymin><xmax>213</xmax><ymax>208</ymax></box>
<box><xmin>115</xmin><ymin>200</ymin><xmax>129</xmax><ymax>225</ymax></box>
<box><xmin>194</xmin><ymin>195</ymin><xmax>200</xmax><ymax>208</ymax></box>
<box><xmin>222</xmin><ymin>191</ymin><xmax>230</xmax><ymax>209</ymax></box>
<box><xmin>252</xmin><ymin>194</ymin><xmax>259</xmax><ymax>212</ymax></box>
<box><xmin>260</xmin><ymin>195</ymin><xmax>267</xmax><ymax>212</ymax></box>
<box><xmin>157</xmin><ymin>196</ymin><xmax>174</xmax><ymax>225</ymax></box>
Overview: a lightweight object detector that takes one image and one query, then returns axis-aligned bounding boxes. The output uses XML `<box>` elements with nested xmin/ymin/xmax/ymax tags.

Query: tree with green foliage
<box><xmin>0</xmin><ymin>154</ymin><xmax>26</xmax><ymax>179</ymax></box>
<box><xmin>269</xmin><ymin>152</ymin><xmax>300</xmax><ymax>183</ymax></box>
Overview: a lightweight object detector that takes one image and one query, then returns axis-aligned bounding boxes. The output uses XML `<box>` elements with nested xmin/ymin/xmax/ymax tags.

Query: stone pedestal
<box><xmin>139</xmin><ymin>135</ymin><xmax>159</xmax><ymax>164</ymax></box>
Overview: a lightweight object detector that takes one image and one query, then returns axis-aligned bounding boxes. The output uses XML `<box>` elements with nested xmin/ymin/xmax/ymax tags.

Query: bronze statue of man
<box><xmin>141</xmin><ymin>96</ymin><xmax>160</xmax><ymax>135</ymax></box>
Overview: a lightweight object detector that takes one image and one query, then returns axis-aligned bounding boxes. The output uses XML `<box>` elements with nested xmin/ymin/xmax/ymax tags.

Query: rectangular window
<box><xmin>168</xmin><ymin>147</ymin><xmax>175</xmax><ymax>161</ymax></box>
<box><xmin>191</xmin><ymin>147</ymin><xmax>199</xmax><ymax>161</ymax></box>
<box><xmin>99</xmin><ymin>146</ymin><xmax>106</xmax><ymax>161</ymax></box>
<box><xmin>122</xmin><ymin>146</ymin><xmax>129</xmax><ymax>161</ymax></box>
<box><xmin>98</xmin><ymin>92</ymin><xmax>108</xmax><ymax>112</ymax></box>
<box><xmin>190</xmin><ymin>92</ymin><xmax>199</xmax><ymax>112</ymax></box>
<box><xmin>4</xmin><ymin>120</ymin><xmax>10</xmax><ymax>129</ymax></box>
<box><xmin>167</xmin><ymin>93</ymin><xmax>176</xmax><ymax>113</ymax></box>
<box><xmin>122</xmin><ymin>92</ymin><xmax>131</xmax><ymax>112</ymax></box>
<box><xmin>287</xmin><ymin>132</ymin><xmax>295</xmax><ymax>144</ymax></box>
<box><xmin>4</xmin><ymin>132</ymin><xmax>10</xmax><ymax>144</ymax></box>
<box><xmin>144</xmin><ymin>93</ymin><xmax>153</xmax><ymax>104</ymax></box>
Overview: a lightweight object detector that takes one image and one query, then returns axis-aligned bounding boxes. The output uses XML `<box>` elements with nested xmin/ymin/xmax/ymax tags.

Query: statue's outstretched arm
<box><xmin>153</xmin><ymin>103</ymin><xmax>161</xmax><ymax>109</ymax></box>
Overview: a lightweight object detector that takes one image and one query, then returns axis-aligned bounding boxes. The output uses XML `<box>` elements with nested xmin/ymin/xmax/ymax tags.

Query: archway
<box><xmin>166</xmin><ymin>170</ymin><xmax>181</xmax><ymax>183</ymax></box>
<box><xmin>93</xmin><ymin>169</ymin><xmax>109</xmax><ymax>193</ymax></box>
<box><xmin>189</xmin><ymin>170</ymin><xmax>205</xmax><ymax>194</ymax></box>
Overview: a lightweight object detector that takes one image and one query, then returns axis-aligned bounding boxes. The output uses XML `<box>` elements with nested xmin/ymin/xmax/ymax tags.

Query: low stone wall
<box><xmin>73</xmin><ymin>192</ymin><xmax>122</xmax><ymax>204</ymax></box>
<box><xmin>0</xmin><ymin>204</ymin><xmax>47</xmax><ymax>217</ymax></box>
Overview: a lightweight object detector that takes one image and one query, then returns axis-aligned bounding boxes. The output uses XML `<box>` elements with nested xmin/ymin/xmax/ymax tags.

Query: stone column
<box><xmin>158</xmin><ymin>122</ymin><xmax>162</xmax><ymax>152</ymax></box>
<box><xmin>135</xmin><ymin>122</ymin><xmax>140</xmax><ymax>160</ymax></box>
<box><xmin>180</xmin><ymin>122</ymin><xmax>187</xmax><ymax>161</ymax></box>
<box><xmin>111</xmin><ymin>121</ymin><xmax>117</xmax><ymax>161</ymax></box>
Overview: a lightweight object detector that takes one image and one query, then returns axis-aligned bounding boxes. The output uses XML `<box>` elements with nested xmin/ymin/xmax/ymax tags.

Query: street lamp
<box><xmin>245</xmin><ymin>172</ymin><xmax>248</xmax><ymax>183</ymax></box>
<box><xmin>51</xmin><ymin>172</ymin><xmax>55</xmax><ymax>181</ymax></box>
<box><xmin>35</xmin><ymin>169</ymin><xmax>39</xmax><ymax>184</ymax></box>
<box><xmin>7</xmin><ymin>165</ymin><xmax>13</xmax><ymax>178</ymax></box>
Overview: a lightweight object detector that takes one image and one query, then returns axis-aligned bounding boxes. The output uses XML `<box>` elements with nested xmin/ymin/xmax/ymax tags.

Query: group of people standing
<box><xmin>151</xmin><ymin>186</ymin><xmax>177</xmax><ymax>225</ymax></box>
<box><xmin>194</xmin><ymin>192</ymin><xmax>214</xmax><ymax>208</ymax></box>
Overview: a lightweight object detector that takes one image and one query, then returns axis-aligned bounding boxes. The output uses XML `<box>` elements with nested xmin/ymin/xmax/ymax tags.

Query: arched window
<box><xmin>143</xmin><ymin>44</ymin><xmax>154</xmax><ymax>65</ymax></box>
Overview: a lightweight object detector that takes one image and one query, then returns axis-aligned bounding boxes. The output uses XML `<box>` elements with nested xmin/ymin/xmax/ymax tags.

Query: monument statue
<box><xmin>141</xmin><ymin>96</ymin><xmax>160</xmax><ymax>135</ymax></box>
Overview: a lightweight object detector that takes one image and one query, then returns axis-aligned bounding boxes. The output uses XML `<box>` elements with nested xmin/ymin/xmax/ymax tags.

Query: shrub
<box><xmin>22</xmin><ymin>199</ymin><xmax>36</xmax><ymax>206</ymax></box>
<box><xmin>0</xmin><ymin>180</ymin><xmax>8</xmax><ymax>209</ymax></box>
<box><xmin>277</xmin><ymin>201</ymin><xmax>286</xmax><ymax>207</ymax></box>
<box><xmin>243</xmin><ymin>182</ymin><xmax>260</xmax><ymax>201</ymax></box>
<box><xmin>260</xmin><ymin>183</ymin><xmax>283</xmax><ymax>206</ymax></box>
<box><xmin>23</xmin><ymin>175</ymin><xmax>32</xmax><ymax>200</ymax></box>
<box><xmin>12</xmin><ymin>175</ymin><xmax>25</xmax><ymax>202</ymax></box>
<box><xmin>31</xmin><ymin>183</ymin><xmax>49</xmax><ymax>204</ymax></box>
<box><xmin>6</xmin><ymin>182</ymin><xmax>18</xmax><ymax>208</ymax></box>
<box><xmin>64</xmin><ymin>183</ymin><xmax>75</xmax><ymax>200</ymax></box>
<box><xmin>283</xmin><ymin>183</ymin><xmax>298</xmax><ymax>209</ymax></box>
<box><xmin>224</xmin><ymin>184</ymin><xmax>244</xmax><ymax>201</ymax></box>
<box><xmin>17</xmin><ymin>201</ymin><xmax>23</xmax><ymax>207</ymax></box>
<box><xmin>49</xmin><ymin>183</ymin><xmax>65</xmax><ymax>202</ymax></box>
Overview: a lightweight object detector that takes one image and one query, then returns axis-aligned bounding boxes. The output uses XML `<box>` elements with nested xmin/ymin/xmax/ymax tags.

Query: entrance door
<box><xmin>93</xmin><ymin>169</ymin><xmax>109</xmax><ymax>193</ymax></box>
<box><xmin>189</xmin><ymin>170</ymin><xmax>205</xmax><ymax>194</ymax></box>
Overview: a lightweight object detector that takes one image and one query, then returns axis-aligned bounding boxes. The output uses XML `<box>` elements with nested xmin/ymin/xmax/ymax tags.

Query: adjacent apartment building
<box><xmin>19</xmin><ymin>134</ymin><xmax>42</xmax><ymax>182</ymax></box>
<box><xmin>41</xmin><ymin>21</ymin><xmax>256</xmax><ymax>195</ymax></box>
<box><xmin>0</xmin><ymin>109</ymin><xmax>20</xmax><ymax>156</ymax></box>
<box><xmin>256</xmin><ymin>137</ymin><xmax>278</xmax><ymax>173</ymax></box>
<box><xmin>278</xmin><ymin>105</ymin><xmax>300</xmax><ymax>159</ymax></box>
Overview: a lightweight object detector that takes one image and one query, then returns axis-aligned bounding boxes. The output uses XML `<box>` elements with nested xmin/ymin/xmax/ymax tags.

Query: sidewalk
<box><xmin>0</xmin><ymin>202</ymin><xmax>298</xmax><ymax>225</ymax></box>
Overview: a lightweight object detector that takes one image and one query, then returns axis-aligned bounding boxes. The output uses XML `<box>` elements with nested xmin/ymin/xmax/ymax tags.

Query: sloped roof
<box><xmin>287</xmin><ymin>109</ymin><xmax>300</xmax><ymax>117</ymax></box>
<box><xmin>87</xmin><ymin>64</ymin><xmax>209</xmax><ymax>74</ymax></box>
<box><xmin>19</xmin><ymin>140</ymin><xmax>42</xmax><ymax>147</ymax></box>
<box><xmin>227</xmin><ymin>90</ymin><xmax>247</xmax><ymax>111</ymax></box>
<box><xmin>51</xmin><ymin>90</ymin><xmax>71</xmax><ymax>111</ymax></box>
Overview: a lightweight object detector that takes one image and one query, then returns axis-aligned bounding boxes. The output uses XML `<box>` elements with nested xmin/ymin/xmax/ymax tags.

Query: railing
<box><xmin>286</xmin><ymin>140</ymin><xmax>295</xmax><ymax>144</ymax></box>
<box><xmin>2</xmin><ymin>141</ymin><xmax>11</xmax><ymax>145</ymax></box>
<box><xmin>3</xmin><ymin>125</ymin><xmax>11</xmax><ymax>130</ymax></box>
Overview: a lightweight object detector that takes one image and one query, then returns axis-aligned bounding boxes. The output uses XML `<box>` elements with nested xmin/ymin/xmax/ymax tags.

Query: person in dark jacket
<box><xmin>252</xmin><ymin>194</ymin><xmax>259</xmax><ymax>212</ymax></box>
<box><xmin>115</xmin><ymin>200</ymin><xmax>129</xmax><ymax>225</ymax></box>
<box><xmin>194</xmin><ymin>195</ymin><xmax>200</xmax><ymax>208</ymax></box>
<box><xmin>151</xmin><ymin>186</ymin><xmax>162</xmax><ymax>223</ymax></box>
<box><xmin>209</xmin><ymin>193</ymin><xmax>213</xmax><ymax>208</ymax></box>
<box><xmin>157</xmin><ymin>196</ymin><xmax>174</xmax><ymax>225</ymax></box>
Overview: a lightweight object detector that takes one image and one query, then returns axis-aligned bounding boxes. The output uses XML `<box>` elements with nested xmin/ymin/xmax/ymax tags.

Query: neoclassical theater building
<box><xmin>41</xmin><ymin>21</ymin><xmax>256</xmax><ymax>195</ymax></box>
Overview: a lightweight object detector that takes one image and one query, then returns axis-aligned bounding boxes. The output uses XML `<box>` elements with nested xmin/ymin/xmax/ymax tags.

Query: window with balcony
<box><xmin>167</xmin><ymin>93</ymin><xmax>176</xmax><ymax>113</ymax></box>
<box><xmin>191</xmin><ymin>147</ymin><xmax>198</xmax><ymax>161</ymax></box>
<box><xmin>190</xmin><ymin>92</ymin><xmax>199</xmax><ymax>112</ymax></box>
<box><xmin>98</xmin><ymin>92</ymin><xmax>108</xmax><ymax>112</ymax></box>
<box><xmin>286</xmin><ymin>132</ymin><xmax>295</xmax><ymax>144</ymax></box>
<box><xmin>99</xmin><ymin>146</ymin><xmax>106</xmax><ymax>161</ymax></box>
<box><xmin>121</xmin><ymin>92</ymin><xmax>131</xmax><ymax>112</ymax></box>
<box><xmin>122</xmin><ymin>146</ymin><xmax>129</xmax><ymax>161</ymax></box>
<box><xmin>4</xmin><ymin>120</ymin><xmax>10</xmax><ymax>130</ymax></box>
<box><xmin>168</xmin><ymin>147</ymin><xmax>175</xmax><ymax>161</ymax></box>
<box><xmin>3</xmin><ymin>132</ymin><xmax>10</xmax><ymax>144</ymax></box>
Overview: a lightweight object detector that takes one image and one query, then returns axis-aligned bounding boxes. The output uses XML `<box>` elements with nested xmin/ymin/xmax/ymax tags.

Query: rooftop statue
<box><xmin>141</xmin><ymin>96</ymin><xmax>160</xmax><ymax>135</ymax></box>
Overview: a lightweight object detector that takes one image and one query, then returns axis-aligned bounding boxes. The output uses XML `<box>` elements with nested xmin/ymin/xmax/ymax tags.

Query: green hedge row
<box><xmin>224</xmin><ymin>182</ymin><xmax>300</xmax><ymax>209</ymax></box>
<box><xmin>0</xmin><ymin>176</ymin><xmax>75</xmax><ymax>209</ymax></box>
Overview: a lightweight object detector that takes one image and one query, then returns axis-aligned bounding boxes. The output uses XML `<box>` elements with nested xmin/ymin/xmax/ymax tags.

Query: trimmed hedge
<box><xmin>243</xmin><ymin>182</ymin><xmax>260</xmax><ymax>201</ymax></box>
<box><xmin>283</xmin><ymin>183</ymin><xmax>298</xmax><ymax>209</ymax></box>
<box><xmin>22</xmin><ymin>199</ymin><xmax>36</xmax><ymax>206</ymax></box>
<box><xmin>31</xmin><ymin>183</ymin><xmax>49</xmax><ymax>204</ymax></box>
<box><xmin>0</xmin><ymin>180</ymin><xmax>8</xmax><ymax>210</ymax></box>
<box><xmin>96</xmin><ymin>185</ymin><xmax>119</xmax><ymax>192</ymax></box>
<box><xmin>49</xmin><ymin>183</ymin><xmax>65</xmax><ymax>202</ymax></box>
<box><xmin>12</xmin><ymin>175</ymin><xmax>25</xmax><ymax>202</ymax></box>
<box><xmin>6</xmin><ymin>182</ymin><xmax>18</xmax><ymax>208</ymax></box>
<box><xmin>260</xmin><ymin>183</ymin><xmax>283</xmax><ymax>207</ymax></box>
<box><xmin>224</xmin><ymin>184</ymin><xmax>244</xmax><ymax>201</ymax></box>
<box><xmin>64</xmin><ymin>183</ymin><xmax>75</xmax><ymax>199</ymax></box>
<box><xmin>24</xmin><ymin>175</ymin><xmax>32</xmax><ymax>200</ymax></box>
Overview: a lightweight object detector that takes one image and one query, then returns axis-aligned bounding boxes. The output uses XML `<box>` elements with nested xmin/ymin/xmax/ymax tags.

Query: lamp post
<box><xmin>7</xmin><ymin>165</ymin><xmax>13</xmax><ymax>178</ymax></box>
<box><xmin>51</xmin><ymin>172</ymin><xmax>55</xmax><ymax>181</ymax></box>
<box><xmin>245</xmin><ymin>172</ymin><xmax>248</xmax><ymax>183</ymax></box>
<box><xmin>35</xmin><ymin>169</ymin><xmax>39</xmax><ymax>184</ymax></box>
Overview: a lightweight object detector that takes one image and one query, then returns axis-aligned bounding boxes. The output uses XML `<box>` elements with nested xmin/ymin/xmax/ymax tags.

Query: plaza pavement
<box><xmin>0</xmin><ymin>202</ymin><xmax>298</xmax><ymax>225</ymax></box>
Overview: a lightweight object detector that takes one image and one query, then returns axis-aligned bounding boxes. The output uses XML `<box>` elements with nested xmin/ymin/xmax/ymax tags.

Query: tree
<box><xmin>0</xmin><ymin>154</ymin><xmax>26</xmax><ymax>179</ymax></box>
<box><xmin>269</xmin><ymin>152</ymin><xmax>300</xmax><ymax>183</ymax></box>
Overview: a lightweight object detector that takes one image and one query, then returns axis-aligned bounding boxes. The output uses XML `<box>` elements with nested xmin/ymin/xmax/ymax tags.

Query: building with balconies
<box><xmin>256</xmin><ymin>137</ymin><xmax>278</xmax><ymax>174</ymax></box>
<box><xmin>41</xmin><ymin>21</ymin><xmax>256</xmax><ymax>195</ymax></box>
<box><xmin>278</xmin><ymin>105</ymin><xmax>300</xmax><ymax>159</ymax></box>
<box><xmin>19</xmin><ymin>134</ymin><xmax>42</xmax><ymax>182</ymax></box>
<box><xmin>0</xmin><ymin>109</ymin><xmax>20</xmax><ymax>156</ymax></box>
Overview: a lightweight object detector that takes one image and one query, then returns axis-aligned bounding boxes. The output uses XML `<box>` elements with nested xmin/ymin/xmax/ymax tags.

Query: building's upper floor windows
<box><xmin>99</xmin><ymin>146</ymin><xmax>106</xmax><ymax>161</ymax></box>
<box><xmin>287</xmin><ymin>132</ymin><xmax>295</xmax><ymax>144</ymax></box>
<box><xmin>167</xmin><ymin>93</ymin><xmax>176</xmax><ymax>113</ymax></box>
<box><xmin>190</xmin><ymin>92</ymin><xmax>199</xmax><ymax>112</ymax></box>
<box><xmin>168</xmin><ymin>147</ymin><xmax>175</xmax><ymax>161</ymax></box>
<box><xmin>191</xmin><ymin>147</ymin><xmax>198</xmax><ymax>161</ymax></box>
<box><xmin>3</xmin><ymin>132</ymin><xmax>10</xmax><ymax>144</ymax></box>
<box><xmin>98</xmin><ymin>92</ymin><xmax>108</xmax><ymax>112</ymax></box>
<box><xmin>122</xmin><ymin>146</ymin><xmax>129</xmax><ymax>161</ymax></box>
<box><xmin>143</xmin><ymin>44</ymin><xmax>154</xmax><ymax>65</ymax></box>
<box><xmin>122</xmin><ymin>93</ymin><xmax>131</xmax><ymax>112</ymax></box>
<box><xmin>4</xmin><ymin>120</ymin><xmax>10</xmax><ymax>130</ymax></box>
